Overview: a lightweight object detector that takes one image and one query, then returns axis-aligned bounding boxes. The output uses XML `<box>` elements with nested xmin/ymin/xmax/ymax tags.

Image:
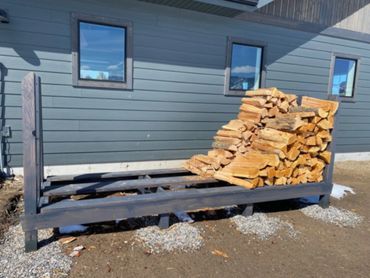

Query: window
<box><xmin>72</xmin><ymin>13</ymin><xmax>133</xmax><ymax>89</ymax></box>
<box><xmin>329</xmin><ymin>54</ymin><xmax>359</xmax><ymax>99</ymax></box>
<box><xmin>225</xmin><ymin>37</ymin><xmax>265</xmax><ymax>96</ymax></box>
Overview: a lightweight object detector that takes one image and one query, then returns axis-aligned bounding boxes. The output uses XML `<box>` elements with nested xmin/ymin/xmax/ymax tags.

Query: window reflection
<box><xmin>79</xmin><ymin>22</ymin><xmax>126</xmax><ymax>82</ymax></box>
<box><xmin>331</xmin><ymin>58</ymin><xmax>357</xmax><ymax>98</ymax></box>
<box><xmin>230</xmin><ymin>43</ymin><xmax>262</xmax><ymax>91</ymax></box>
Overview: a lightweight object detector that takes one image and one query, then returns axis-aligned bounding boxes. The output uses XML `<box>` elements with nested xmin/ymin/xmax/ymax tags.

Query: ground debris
<box><xmin>300</xmin><ymin>205</ymin><xmax>363</xmax><ymax>227</ymax></box>
<box><xmin>69</xmin><ymin>250</ymin><xmax>81</xmax><ymax>258</ymax></box>
<box><xmin>134</xmin><ymin>223</ymin><xmax>203</xmax><ymax>253</ymax></box>
<box><xmin>59</xmin><ymin>236</ymin><xmax>76</xmax><ymax>245</ymax></box>
<box><xmin>211</xmin><ymin>249</ymin><xmax>229</xmax><ymax>258</ymax></box>
<box><xmin>0</xmin><ymin>224</ymin><xmax>72</xmax><ymax>278</ymax></box>
<box><xmin>230</xmin><ymin>213</ymin><xmax>298</xmax><ymax>240</ymax></box>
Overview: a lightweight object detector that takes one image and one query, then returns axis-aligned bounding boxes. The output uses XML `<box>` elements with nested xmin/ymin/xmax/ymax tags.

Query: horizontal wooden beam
<box><xmin>43</xmin><ymin>175</ymin><xmax>217</xmax><ymax>197</ymax></box>
<box><xmin>23</xmin><ymin>181</ymin><xmax>330</xmax><ymax>231</ymax></box>
<box><xmin>46</xmin><ymin>168</ymin><xmax>188</xmax><ymax>183</ymax></box>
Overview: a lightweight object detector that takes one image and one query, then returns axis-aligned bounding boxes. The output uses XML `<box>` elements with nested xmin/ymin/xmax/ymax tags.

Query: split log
<box><xmin>240</xmin><ymin>104</ymin><xmax>268</xmax><ymax>117</ymax></box>
<box><xmin>213</xmin><ymin>136</ymin><xmax>241</xmax><ymax>146</ymax></box>
<box><xmin>208</xmin><ymin>149</ymin><xmax>234</xmax><ymax>159</ymax></box>
<box><xmin>221</xmin><ymin>165</ymin><xmax>260</xmax><ymax>179</ymax></box>
<box><xmin>222</xmin><ymin>120</ymin><xmax>246</xmax><ymax>132</ymax></box>
<box><xmin>238</xmin><ymin>111</ymin><xmax>261</xmax><ymax>123</ymax></box>
<box><xmin>216</xmin><ymin>130</ymin><xmax>242</xmax><ymax>139</ymax></box>
<box><xmin>245</xmin><ymin>87</ymin><xmax>283</xmax><ymax>98</ymax></box>
<box><xmin>212</xmin><ymin>141</ymin><xmax>238</xmax><ymax>152</ymax></box>
<box><xmin>301</xmin><ymin>96</ymin><xmax>339</xmax><ymax>114</ymax></box>
<box><xmin>259</xmin><ymin>128</ymin><xmax>297</xmax><ymax>145</ymax></box>
<box><xmin>264</xmin><ymin>116</ymin><xmax>305</xmax><ymax>131</ymax></box>
<box><xmin>241</xmin><ymin>97</ymin><xmax>267</xmax><ymax>107</ymax></box>
<box><xmin>214</xmin><ymin>172</ymin><xmax>255</xmax><ymax>189</ymax></box>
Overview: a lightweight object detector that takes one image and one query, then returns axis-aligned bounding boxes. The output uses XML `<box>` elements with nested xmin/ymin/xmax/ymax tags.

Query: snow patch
<box><xmin>59</xmin><ymin>224</ymin><xmax>88</xmax><ymax>234</ymax></box>
<box><xmin>331</xmin><ymin>183</ymin><xmax>355</xmax><ymax>200</ymax></box>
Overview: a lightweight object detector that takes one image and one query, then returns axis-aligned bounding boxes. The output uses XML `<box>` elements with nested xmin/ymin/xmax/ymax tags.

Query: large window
<box><xmin>72</xmin><ymin>13</ymin><xmax>133</xmax><ymax>89</ymax></box>
<box><xmin>329</xmin><ymin>54</ymin><xmax>359</xmax><ymax>98</ymax></box>
<box><xmin>225</xmin><ymin>37</ymin><xmax>265</xmax><ymax>96</ymax></box>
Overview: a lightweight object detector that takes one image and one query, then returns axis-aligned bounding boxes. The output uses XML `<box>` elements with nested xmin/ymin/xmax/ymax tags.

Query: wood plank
<box><xmin>22</xmin><ymin>72</ymin><xmax>39</xmax><ymax>214</ymax></box>
<box><xmin>47</xmin><ymin>168</ymin><xmax>189</xmax><ymax>183</ymax></box>
<box><xmin>22</xmin><ymin>72</ymin><xmax>40</xmax><ymax>251</ymax></box>
<box><xmin>43</xmin><ymin>175</ymin><xmax>217</xmax><ymax>197</ymax></box>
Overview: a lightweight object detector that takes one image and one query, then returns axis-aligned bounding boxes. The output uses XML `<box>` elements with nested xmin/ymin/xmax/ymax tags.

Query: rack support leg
<box><xmin>158</xmin><ymin>213</ymin><xmax>170</xmax><ymax>229</ymax></box>
<box><xmin>242</xmin><ymin>204</ymin><xmax>254</xmax><ymax>217</ymax></box>
<box><xmin>25</xmin><ymin>230</ymin><xmax>38</xmax><ymax>253</ymax></box>
<box><xmin>319</xmin><ymin>194</ymin><xmax>330</xmax><ymax>209</ymax></box>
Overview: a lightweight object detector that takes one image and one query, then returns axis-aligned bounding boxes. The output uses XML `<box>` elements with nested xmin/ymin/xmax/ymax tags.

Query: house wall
<box><xmin>0</xmin><ymin>0</ymin><xmax>370</xmax><ymax>168</ymax></box>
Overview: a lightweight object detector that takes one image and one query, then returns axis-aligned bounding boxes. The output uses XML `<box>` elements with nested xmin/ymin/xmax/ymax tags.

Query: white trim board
<box><xmin>11</xmin><ymin>159</ymin><xmax>186</xmax><ymax>176</ymax></box>
<box><xmin>9</xmin><ymin>152</ymin><xmax>370</xmax><ymax>176</ymax></box>
<box><xmin>335</xmin><ymin>152</ymin><xmax>370</xmax><ymax>162</ymax></box>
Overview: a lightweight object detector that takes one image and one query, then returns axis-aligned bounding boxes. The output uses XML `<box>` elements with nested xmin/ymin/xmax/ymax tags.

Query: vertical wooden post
<box><xmin>320</xmin><ymin>96</ymin><xmax>340</xmax><ymax>209</ymax></box>
<box><xmin>156</xmin><ymin>186</ymin><xmax>170</xmax><ymax>229</ymax></box>
<box><xmin>22</xmin><ymin>72</ymin><xmax>40</xmax><ymax>252</ymax></box>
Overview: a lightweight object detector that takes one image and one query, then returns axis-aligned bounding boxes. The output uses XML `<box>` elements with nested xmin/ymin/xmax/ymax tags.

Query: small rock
<box><xmin>69</xmin><ymin>250</ymin><xmax>80</xmax><ymax>257</ymax></box>
<box><xmin>73</xmin><ymin>245</ymin><xmax>85</xmax><ymax>251</ymax></box>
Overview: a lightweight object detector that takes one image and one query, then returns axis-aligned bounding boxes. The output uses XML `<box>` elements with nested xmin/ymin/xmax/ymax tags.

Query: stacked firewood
<box><xmin>184</xmin><ymin>88</ymin><xmax>339</xmax><ymax>189</ymax></box>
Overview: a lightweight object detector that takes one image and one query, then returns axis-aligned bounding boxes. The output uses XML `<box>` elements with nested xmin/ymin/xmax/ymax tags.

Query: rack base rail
<box><xmin>20</xmin><ymin>73</ymin><xmax>336</xmax><ymax>252</ymax></box>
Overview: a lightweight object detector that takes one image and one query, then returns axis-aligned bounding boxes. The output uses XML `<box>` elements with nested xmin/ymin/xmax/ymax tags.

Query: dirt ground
<box><xmin>61</xmin><ymin>161</ymin><xmax>370</xmax><ymax>278</ymax></box>
<box><xmin>0</xmin><ymin>177</ymin><xmax>22</xmax><ymax>238</ymax></box>
<box><xmin>1</xmin><ymin>162</ymin><xmax>369</xmax><ymax>278</ymax></box>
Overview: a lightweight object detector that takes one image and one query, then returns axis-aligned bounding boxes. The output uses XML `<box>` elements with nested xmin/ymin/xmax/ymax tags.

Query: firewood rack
<box><xmin>21</xmin><ymin>73</ymin><xmax>337</xmax><ymax>252</ymax></box>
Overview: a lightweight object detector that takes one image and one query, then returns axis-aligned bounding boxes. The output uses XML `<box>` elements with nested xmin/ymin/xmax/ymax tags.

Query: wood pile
<box><xmin>184</xmin><ymin>88</ymin><xmax>339</xmax><ymax>189</ymax></box>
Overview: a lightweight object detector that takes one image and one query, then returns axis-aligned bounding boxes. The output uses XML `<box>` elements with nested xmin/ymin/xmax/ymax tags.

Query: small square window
<box><xmin>225</xmin><ymin>38</ymin><xmax>265</xmax><ymax>96</ymax></box>
<box><xmin>79</xmin><ymin>22</ymin><xmax>126</xmax><ymax>82</ymax></box>
<box><xmin>330</xmin><ymin>56</ymin><xmax>359</xmax><ymax>98</ymax></box>
<box><xmin>72</xmin><ymin>14</ymin><xmax>133</xmax><ymax>89</ymax></box>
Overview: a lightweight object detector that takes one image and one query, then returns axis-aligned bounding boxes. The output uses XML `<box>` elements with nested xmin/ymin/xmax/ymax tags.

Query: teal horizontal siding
<box><xmin>1</xmin><ymin>0</ymin><xmax>370</xmax><ymax>167</ymax></box>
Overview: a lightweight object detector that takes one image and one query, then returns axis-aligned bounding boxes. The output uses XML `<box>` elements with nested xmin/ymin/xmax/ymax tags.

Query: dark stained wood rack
<box><xmin>21</xmin><ymin>73</ymin><xmax>337</xmax><ymax>252</ymax></box>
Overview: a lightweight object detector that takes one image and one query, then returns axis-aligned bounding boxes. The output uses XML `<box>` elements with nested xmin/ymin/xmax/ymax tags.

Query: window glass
<box><xmin>331</xmin><ymin>58</ymin><xmax>357</xmax><ymax>98</ymax></box>
<box><xmin>79</xmin><ymin>21</ymin><xmax>126</xmax><ymax>82</ymax></box>
<box><xmin>230</xmin><ymin>43</ymin><xmax>262</xmax><ymax>91</ymax></box>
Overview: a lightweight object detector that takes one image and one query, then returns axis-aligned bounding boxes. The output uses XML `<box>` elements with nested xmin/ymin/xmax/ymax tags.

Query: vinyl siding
<box><xmin>0</xmin><ymin>0</ymin><xmax>370</xmax><ymax>167</ymax></box>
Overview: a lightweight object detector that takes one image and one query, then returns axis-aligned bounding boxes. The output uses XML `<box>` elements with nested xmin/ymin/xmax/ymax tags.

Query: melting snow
<box><xmin>59</xmin><ymin>224</ymin><xmax>88</xmax><ymax>234</ymax></box>
<box><xmin>330</xmin><ymin>183</ymin><xmax>355</xmax><ymax>199</ymax></box>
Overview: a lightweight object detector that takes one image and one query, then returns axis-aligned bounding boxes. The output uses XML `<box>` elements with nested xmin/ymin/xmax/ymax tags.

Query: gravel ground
<box><xmin>134</xmin><ymin>223</ymin><xmax>204</xmax><ymax>254</ymax></box>
<box><xmin>230</xmin><ymin>213</ymin><xmax>298</xmax><ymax>240</ymax></box>
<box><xmin>0</xmin><ymin>224</ymin><xmax>72</xmax><ymax>278</ymax></box>
<box><xmin>300</xmin><ymin>205</ymin><xmax>363</xmax><ymax>228</ymax></box>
